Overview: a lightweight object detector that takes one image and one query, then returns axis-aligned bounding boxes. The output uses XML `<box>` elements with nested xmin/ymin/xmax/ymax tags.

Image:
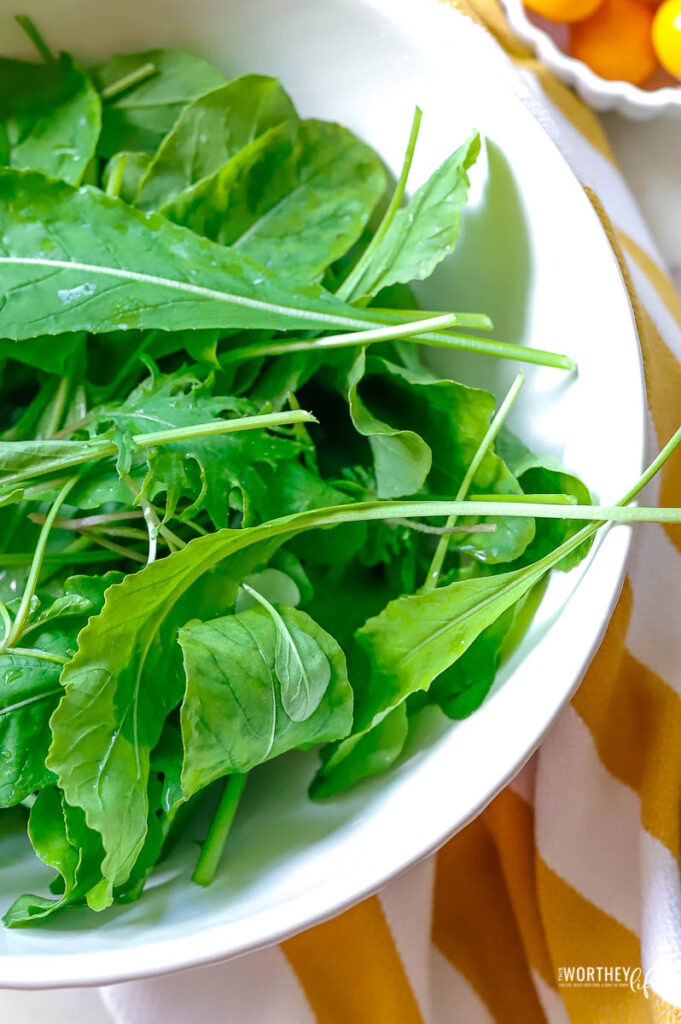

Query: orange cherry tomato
<box><xmin>653</xmin><ymin>0</ymin><xmax>681</xmax><ymax>76</ymax></box>
<box><xmin>570</xmin><ymin>0</ymin><xmax>658</xmax><ymax>83</ymax></box>
<box><xmin>524</xmin><ymin>0</ymin><xmax>603</xmax><ymax>22</ymax></box>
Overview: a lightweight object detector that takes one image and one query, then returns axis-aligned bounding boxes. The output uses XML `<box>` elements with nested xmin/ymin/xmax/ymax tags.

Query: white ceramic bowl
<box><xmin>0</xmin><ymin>0</ymin><xmax>645</xmax><ymax>987</ymax></box>
<box><xmin>500</xmin><ymin>0</ymin><xmax>681</xmax><ymax>120</ymax></box>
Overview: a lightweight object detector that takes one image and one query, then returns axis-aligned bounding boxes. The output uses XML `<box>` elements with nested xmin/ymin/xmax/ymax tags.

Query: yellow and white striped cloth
<box><xmin>101</xmin><ymin>3</ymin><xmax>681</xmax><ymax>1021</ymax></box>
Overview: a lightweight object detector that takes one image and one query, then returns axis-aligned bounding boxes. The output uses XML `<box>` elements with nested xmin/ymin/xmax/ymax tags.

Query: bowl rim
<box><xmin>0</xmin><ymin>0</ymin><xmax>647</xmax><ymax>988</ymax></box>
<box><xmin>500</xmin><ymin>0</ymin><xmax>681</xmax><ymax>115</ymax></box>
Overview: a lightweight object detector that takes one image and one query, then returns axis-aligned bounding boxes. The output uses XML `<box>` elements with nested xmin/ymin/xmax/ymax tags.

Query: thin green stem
<box><xmin>414</xmin><ymin>331</ymin><xmax>575</xmax><ymax>370</ymax></box>
<box><xmin>15</xmin><ymin>16</ymin><xmax>54</xmax><ymax>62</ymax></box>
<box><xmin>105</xmin><ymin>155</ymin><xmax>126</xmax><ymax>199</ymax></box>
<box><xmin>468</xmin><ymin>493</ymin><xmax>577</xmax><ymax>505</ymax></box>
<box><xmin>221</xmin><ymin>314</ymin><xmax>460</xmax><ymax>365</ymax></box>
<box><xmin>101</xmin><ymin>62</ymin><xmax>157</xmax><ymax>100</ymax></box>
<box><xmin>0</xmin><ymin>551</ymin><xmax>114</xmax><ymax>568</ymax></box>
<box><xmin>29</xmin><ymin>510</ymin><xmax>144</xmax><ymax>530</ymax></box>
<box><xmin>79</xmin><ymin>529</ymin><xmax>146</xmax><ymax>564</ymax></box>
<box><xmin>221</xmin><ymin>326</ymin><xmax>574</xmax><ymax>371</ymax></box>
<box><xmin>621</xmin><ymin>423</ymin><xmax>681</xmax><ymax>505</ymax></box>
<box><xmin>0</xmin><ymin>601</ymin><xmax>12</xmax><ymax>645</ymax></box>
<box><xmin>2</xmin><ymin>477</ymin><xmax>78</xmax><ymax>649</ymax></box>
<box><xmin>394</xmin><ymin>519</ymin><xmax>497</xmax><ymax>536</ymax></box>
<box><xmin>367</xmin><ymin>308</ymin><xmax>493</xmax><ymax>331</ymax></box>
<box><xmin>96</xmin><ymin>334</ymin><xmax>159</xmax><ymax>404</ymax></box>
<box><xmin>3</xmin><ymin>647</ymin><xmax>68</xmax><ymax>666</ymax></box>
<box><xmin>192</xmin><ymin>774</ymin><xmax>247</xmax><ymax>887</ymax></box>
<box><xmin>338</xmin><ymin>107</ymin><xmax>422</xmax><ymax>300</ymax></box>
<box><xmin>135</xmin><ymin>409</ymin><xmax>317</xmax><ymax>448</ymax></box>
<box><xmin>42</xmin><ymin>376</ymin><xmax>70</xmax><ymax>439</ymax></box>
<box><xmin>1</xmin><ymin>410</ymin><xmax>318</xmax><ymax>488</ymax></box>
<box><xmin>404</xmin><ymin>501</ymin><xmax>681</xmax><ymax>524</ymax></box>
<box><xmin>424</xmin><ymin>371</ymin><xmax>525</xmax><ymax>591</ymax></box>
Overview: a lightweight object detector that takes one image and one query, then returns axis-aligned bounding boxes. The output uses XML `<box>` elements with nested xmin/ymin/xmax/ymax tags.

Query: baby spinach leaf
<box><xmin>347</xmin><ymin>132</ymin><xmax>480</xmax><ymax>297</ymax></box>
<box><xmin>91</xmin><ymin>49</ymin><xmax>225</xmax><ymax>157</ymax></box>
<box><xmin>136</xmin><ymin>75</ymin><xmax>297</xmax><ymax>210</ymax></box>
<box><xmin>163</xmin><ymin>119</ymin><xmax>386</xmax><ymax>282</ymax></box>
<box><xmin>179</xmin><ymin>605</ymin><xmax>350</xmax><ymax>797</ymax></box>
<box><xmin>310</xmin><ymin>703</ymin><xmax>407</xmax><ymax>799</ymax></box>
<box><xmin>0</xmin><ymin>54</ymin><xmax>101</xmax><ymax>184</ymax></box>
<box><xmin>0</xmin><ymin>169</ymin><xmax>378</xmax><ymax>340</ymax></box>
<box><xmin>346</xmin><ymin>348</ymin><xmax>431</xmax><ymax>499</ymax></box>
<box><xmin>2</xmin><ymin>786</ymin><xmax>103</xmax><ymax>926</ymax></box>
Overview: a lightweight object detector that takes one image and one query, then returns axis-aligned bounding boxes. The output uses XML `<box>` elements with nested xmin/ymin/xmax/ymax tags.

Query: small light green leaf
<box><xmin>136</xmin><ymin>75</ymin><xmax>297</xmax><ymax>210</ymax></box>
<box><xmin>91</xmin><ymin>49</ymin><xmax>226</xmax><ymax>157</ymax></box>
<box><xmin>0</xmin><ymin>54</ymin><xmax>101</xmax><ymax>184</ymax></box>
<box><xmin>235</xmin><ymin>568</ymin><xmax>301</xmax><ymax>611</ymax></box>
<box><xmin>347</xmin><ymin>348</ymin><xmax>431</xmax><ymax>499</ymax></box>
<box><xmin>310</xmin><ymin>704</ymin><xmax>408</xmax><ymax>799</ymax></box>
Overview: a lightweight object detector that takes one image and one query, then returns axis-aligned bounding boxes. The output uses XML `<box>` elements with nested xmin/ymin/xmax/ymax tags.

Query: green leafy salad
<box><xmin>1</xmin><ymin>18</ymin><xmax>680</xmax><ymax>926</ymax></box>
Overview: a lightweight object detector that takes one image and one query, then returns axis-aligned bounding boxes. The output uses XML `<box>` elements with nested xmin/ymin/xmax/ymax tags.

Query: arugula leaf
<box><xmin>310</xmin><ymin>703</ymin><xmax>407</xmax><ymax>799</ymax></box>
<box><xmin>346</xmin><ymin>348</ymin><xmax>431</xmax><ymax>498</ymax></box>
<box><xmin>2</xmin><ymin>786</ymin><xmax>103</xmax><ymax>925</ymax></box>
<box><xmin>0</xmin><ymin>54</ymin><xmax>101</xmax><ymax>184</ymax></box>
<box><xmin>428</xmin><ymin>606</ymin><xmax>515</xmax><ymax>720</ymax></box>
<box><xmin>39</xmin><ymin>496</ymin><xmax>516</xmax><ymax>896</ymax></box>
<box><xmin>179</xmin><ymin>605</ymin><xmax>350</xmax><ymax>797</ymax></box>
<box><xmin>357</xmin><ymin>358</ymin><xmax>534</xmax><ymax>562</ymax></box>
<box><xmin>163</xmin><ymin>119</ymin><xmax>386</xmax><ymax>282</ymax></box>
<box><xmin>0</xmin><ymin>573</ymin><xmax>121</xmax><ymax>808</ymax></box>
<box><xmin>0</xmin><ymin>332</ymin><xmax>84</xmax><ymax>374</ymax></box>
<box><xmin>496</xmin><ymin>428</ymin><xmax>593</xmax><ymax>569</ymax></box>
<box><xmin>91</xmin><ymin>49</ymin><xmax>226</xmax><ymax>157</ymax></box>
<box><xmin>0</xmin><ymin>169</ymin><xmax>385</xmax><ymax>340</ymax></box>
<box><xmin>113</xmin><ymin>724</ymin><xmax>184</xmax><ymax>904</ymax></box>
<box><xmin>136</xmin><ymin>75</ymin><xmax>297</xmax><ymax>210</ymax></box>
<box><xmin>353</xmin><ymin>548</ymin><xmax>571</xmax><ymax>734</ymax></box>
<box><xmin>346</xmin><ymin>132</ymin><xmax>480</xmax><ymax>297</ymax></box>
<box><xmin>90</xmin><ymin>370</ymin><xmax>304</xmax><ymax>526</ymax></box>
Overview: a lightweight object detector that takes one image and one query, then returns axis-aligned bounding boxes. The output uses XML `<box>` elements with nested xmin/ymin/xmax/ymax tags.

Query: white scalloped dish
<box><xmin>501</xmin><ymin>0</ymin><xmax>681</xmax><ymax>119</ymax></box>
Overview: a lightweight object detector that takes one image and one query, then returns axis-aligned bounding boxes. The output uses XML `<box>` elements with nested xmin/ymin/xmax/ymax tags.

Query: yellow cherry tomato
<box><xmin>524</xmin><ymin>0</ymin><xmax>604</xmax><ymax>22</ymax></box>
<box><xmin>570</xmin><ymin>0</ymin><xmax>658</xmax><ymax>83</ymax></box>
<box><xmin>653</xmin><ymin>0</ymin><xmax>681</xmax><ymax>76</ymax></box>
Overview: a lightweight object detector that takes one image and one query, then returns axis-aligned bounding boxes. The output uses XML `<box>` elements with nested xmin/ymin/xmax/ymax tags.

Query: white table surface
<box><xmin>1</xmin><ymin>112</ymin><xmax>680</xmax><ymax>1024</ymax></box>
